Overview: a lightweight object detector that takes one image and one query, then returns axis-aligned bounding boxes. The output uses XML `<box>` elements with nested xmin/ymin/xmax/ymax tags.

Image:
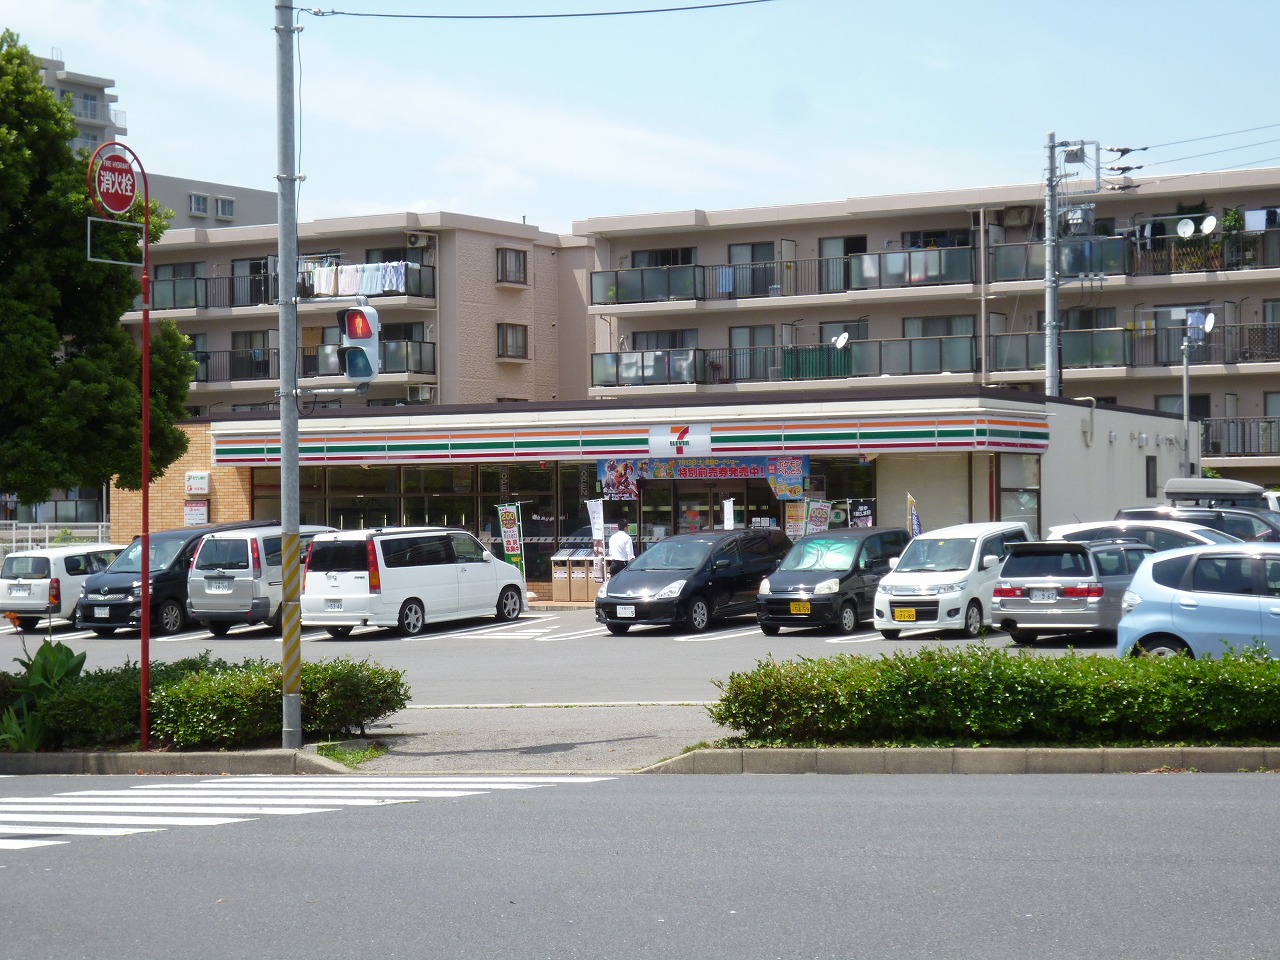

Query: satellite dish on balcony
<box><xmin>1176</xmin><ymin>218</ymin><xmax>1196</xmax><ymax>239</ymax></box>
<box><xmin>1201</xmin><ymin>215</ymin><xmax>1218</xmax><ymax>235</ymax></box>
<box><xmin>832</xmin><ymin>332</ymin><xmax>850</xmax><ymax>349</ymax></box>
<box><xmin>1204</xmin><ymin>312</ymin><xmax>1215</xmax><ymax>333</ymax></box>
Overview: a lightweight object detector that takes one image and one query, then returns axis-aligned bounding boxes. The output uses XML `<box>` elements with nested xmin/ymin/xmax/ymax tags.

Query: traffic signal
<box><xmin>337</xmin><ymin>306</ymin><xmax>380</xmax><ymax>383</ymax></box>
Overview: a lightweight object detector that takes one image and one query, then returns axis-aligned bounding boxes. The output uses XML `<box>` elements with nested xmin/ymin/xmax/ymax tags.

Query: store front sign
<box><xmin>598</xmin><ymin>455</ymin><xmax>809</xmax><ymax>501</ymax></box>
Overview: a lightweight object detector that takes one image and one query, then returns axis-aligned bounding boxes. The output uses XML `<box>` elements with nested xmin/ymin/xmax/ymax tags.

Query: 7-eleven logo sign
<box><xmin>649</xmin><ymin>424</ymin><xmax>711</xmax><ymax>457</ymax></box>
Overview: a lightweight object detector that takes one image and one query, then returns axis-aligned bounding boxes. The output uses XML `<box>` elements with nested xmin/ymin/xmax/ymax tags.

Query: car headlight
<box><xmin>596</xmin><ymin>582</ymin><xmax>608</xmax><ymax>600</ymax></box>
<box><xmin>759</xmin><ymin>577</ymin><xmax>771</xmax><ymax>594</ymax></box>
<box><xmin>876</xmin><ymin>583</ymin><xmax>890</xmax><ymax>595</ymax></box>
<box><xmin>813</xmin><ymin>578</ymin><xmax>839</xmax><ymax>595</ymax></box>
<box><xmin>935</xmin><ymin>580</ymin><xmax>967</xmax><ymax>595</ymax></box>
<box><xmin>654</xmin><ymin>579</ymin><xmax>686</xmax><ymax>600</ymax></box>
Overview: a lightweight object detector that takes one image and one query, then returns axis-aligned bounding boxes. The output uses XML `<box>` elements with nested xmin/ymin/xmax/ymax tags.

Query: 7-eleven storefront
<box><xmin>165</xmin><ymin>391</ymin><xmax>1057</xmax><ymax>585</ymax></box>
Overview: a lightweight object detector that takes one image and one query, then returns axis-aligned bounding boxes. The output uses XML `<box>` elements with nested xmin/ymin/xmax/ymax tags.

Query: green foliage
<box><xmin>0</xmin><ymin>30</ymin><xmax>186</xmax><ymax>505</ymax></box>
<box><xmin>710</xmin><ymin>646</ymin><xmax>1280</xmax><ymax>747</ymax></box>
<box><xmin>150</xmin><ymin>657</ymin><xmax>409</xmax><ymax>750</ymax></box>
<box><xmin>0</xmin><ymin>639</ymin><xmax>87</xmax><ymax>749</ymax></box>
<box><xmin>0</xmin><ymin>701</ymin><xmax>45</xmax><ymax>751</ymax></box>
<box><xmin>317</xmin><ymin>741</ymin><xmax>390</xmax><ymax>768</ymax></box>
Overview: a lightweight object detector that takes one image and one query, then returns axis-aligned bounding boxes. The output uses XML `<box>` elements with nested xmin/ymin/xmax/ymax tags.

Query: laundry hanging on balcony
<box><xmin>312</xmin><ymin>265</ymin><xmax>338</xmax><ymax>296</ymax></box>
<box><xmin>358</xmin><ymin>263</ymin><xmax>383</xmax><ymax>295</ymax></box>
<box><xmin>381</xmin><ymin>261</ymin><xmax>407</xmax><ymax>293</ymax></box>
<box><xmin>338</xmin><ymin>264</ymin><xmax>361</xmax><ymax>296</ymax></box>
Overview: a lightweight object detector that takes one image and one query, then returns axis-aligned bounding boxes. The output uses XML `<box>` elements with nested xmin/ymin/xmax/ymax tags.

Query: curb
<box><xmin>0</xmin><ymin>749</ymin><xmax>348</xmax><ymax>776</ymax></box>
<box><xmin>642</xmin><ymin>746</ymin><xmax>1280</xmax><ymax>775</ymax></box>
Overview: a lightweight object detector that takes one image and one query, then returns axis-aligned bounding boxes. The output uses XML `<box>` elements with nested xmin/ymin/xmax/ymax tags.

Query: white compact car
<box><xmin>0</xmin><ymin>543</ymin><xmax>123</xmax><ymax>630</ymax></box>
<box><xmin>872</xmin><ymin>521</ymin><xmax>1031</xmax><ymax>639</ymax></box>
<box><xmin>301</xmin><ymin>527</ymin><xmax>527</xmax><ymax>637</ymax></box>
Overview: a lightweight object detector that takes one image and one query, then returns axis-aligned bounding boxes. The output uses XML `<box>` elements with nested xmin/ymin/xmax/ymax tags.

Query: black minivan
<box><xmin>595</xmin><ymin>528</ymin><xmax>792</xmax><ymax>634</ymax></box>
<box><xmin>77</xmin><ymin>522</ymin><xmax>272</xmax><ymax>636</ymax></box>
<box><xmin>756</xmin><ymin>526</ymin><xmax>910</xmax><ymax>635</ymax></box>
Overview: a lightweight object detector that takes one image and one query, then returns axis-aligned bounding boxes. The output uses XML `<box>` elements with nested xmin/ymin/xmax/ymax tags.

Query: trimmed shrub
<box><xmin>710</xmin><ymin>646</ymin><xmax>1280</xmax><ymax>747</ymax></box>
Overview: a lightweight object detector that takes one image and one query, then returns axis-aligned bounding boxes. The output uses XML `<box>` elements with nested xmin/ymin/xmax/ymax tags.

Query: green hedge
<box><xmin>9</xmin><ymin>653</ymin><xmax>409</xmax><ymax>751</ymax></box>
<box><xmin>709</xmin><ymin>646</ymin><xmax>1280</xmax><ymax>747</ymax></box>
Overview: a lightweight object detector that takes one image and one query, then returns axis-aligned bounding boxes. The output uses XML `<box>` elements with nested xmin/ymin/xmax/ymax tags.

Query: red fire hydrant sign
<box><xmin>92</xmin><ymin>154</ymin><xmax>137</xmax><ymax>215</ymax></box>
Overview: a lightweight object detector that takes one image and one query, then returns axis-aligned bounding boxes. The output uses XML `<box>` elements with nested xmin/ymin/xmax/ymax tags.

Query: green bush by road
<box><xmin>710</xmin><ymin>645</ymin><xmax>1280</xmax><ymax>747</ymax></box>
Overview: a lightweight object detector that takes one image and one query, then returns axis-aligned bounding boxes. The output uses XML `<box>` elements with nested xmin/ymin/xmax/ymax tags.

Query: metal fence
<box><xmin>0</xmin><ymin>523</ymin><xmax>114</xmax><ymax>557</ymax></box>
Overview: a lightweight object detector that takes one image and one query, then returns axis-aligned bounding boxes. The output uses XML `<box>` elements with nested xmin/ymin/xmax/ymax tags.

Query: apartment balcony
<box><xmin>1131</xmin><ymin>229</ymin><xmax>1280</xmax><ymax>276</ymax></box>
<box><xmin>991</xmin><ymin>322</ymin><xmax>1280</xmax><ymax>372</ymax></box>
<box><xmin>1203</xmin><ymin>418</ymin><xmax>1280</xmax><ymax>458</ymax></box>
<box><xmin>590</xmin><ymin>337</ymin><xmax>977</xmax><ymax>388</ymax></box>
<box><xmin>141</xmin><ymin>260</ymin><xmax>436</xmax><ymax>311</ymax></box>
<box><xmin>590</xmin><ymin>248</ymin><xmax>976</xmax><ymax>306</ymax></box>
<box><xmin>190</xmin><ymin>340</ymin><xmax>437</xmax><ymax>384</ymax></box>
<box><xmin>990</xmin><ymin>236</ymin><xmax>1130</xmax><ymax>281</ymax></box>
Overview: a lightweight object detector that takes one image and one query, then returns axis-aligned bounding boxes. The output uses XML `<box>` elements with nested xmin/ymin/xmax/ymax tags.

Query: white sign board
<box><xmin>185</xmin><ymin>472</ymin><xmax>211</xmax><ymax>495</ymax></box>
<box><xmin>184</xmin><ymin>500</ymin><xmax>209</xmax><ymax>526</ymax></box>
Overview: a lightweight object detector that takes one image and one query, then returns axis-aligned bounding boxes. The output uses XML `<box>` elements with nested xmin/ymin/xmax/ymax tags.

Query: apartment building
<box><xmin>576</xmin><ymin>166</ymin><xmax>1280</xmax><ymax>487</ymax></box>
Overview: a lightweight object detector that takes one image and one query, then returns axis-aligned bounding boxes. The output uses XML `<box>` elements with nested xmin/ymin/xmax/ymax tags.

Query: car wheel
<box><xmin>836</xmin><ymin>601</ymin><xmax>859</xmax><ymax>635</ymax></box>
<box><xmin>1138</xmin><ymin>635</ymin><xmax>1192</xmax><ymax>658</ymax></box>
<box><xmin>398</xmin><ymin>599</ymin><xmax>426</xmax><ymax>636</ymax></box>
<box><xmin>207</xmin><ymin>622</ymin><xmax>231</xmax><ymax>637</ymax></box>
<box><xmin>93</xmin><ymin>627</ymin><xmax>116</xmax><ymax>638</ymax></box>
<box><xmin>495</xmin><ymin>586</ymin><xmax>522</xmax><ymax>622</ymax></box>
<box><xmin>760</xmin><ymin>622</ymin><xmax>780</xmax><ymax>636</ymax></box>
<box><xmin>326</xmin><ymin>625</ymin><xmax>353</xmax><ymax>639</ymax></box>
<box><xmin>606</xmin><ymin>623</ymin><xmax>630</xmax><ymax>635</ymax></box>
<box><xmin>155</xmin><ymin>599</ymin><xmax>185</xmax><ymax>635</ymax></box>
<box><xmin>685</xmin><ymin>596</ymin><xmax>711</xmax><ymax>632</ymax></box>
<box><xmin>880</xmin><ymin>629</ymin><xmax>901</xmax><ymax>640</ymax></box>
<box><xmin>961</xmin><ymin>601</ymin><xmax>983</xmax><ymax>639</ymax></box>
<box><xmin>268</xmin><ymin>604</ymin><xmax>283</xmax><ymax>632</ymax></box>
<box><xmin>16</xmin><ymin>616</ymin><xmax>40</xmax><ymax>632</ymax></box>
<box><xmin>1008</xmin><ymin>628</ymin><xmax>1037</xmax><ymax>645</ymax></box>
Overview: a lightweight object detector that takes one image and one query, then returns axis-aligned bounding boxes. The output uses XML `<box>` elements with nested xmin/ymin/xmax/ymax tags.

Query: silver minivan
<box><xmin>187</xmin><ymin>524</ymin><xmax>336</xmax><ymax>634</ymax></box>
<box><xmin>1</xmin><ymin>543</ymin><xmax>123</xmax><ymax>631</ymax></box>
<box><xmin>301</xmin><ymin>527</ymin><xmax>527</xmax><ymax>637</ymax></box>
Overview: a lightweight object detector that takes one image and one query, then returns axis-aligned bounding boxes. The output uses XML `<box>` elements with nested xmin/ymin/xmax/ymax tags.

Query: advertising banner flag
<box><xmin>908</xmin><ymin>493</ymin><xmax>923</xmax><ymax>537</ymax></box>
<box><xmin>497</xmin><ymin>503</ymin><xmax>524</xmax><ymax>573</ymax></box>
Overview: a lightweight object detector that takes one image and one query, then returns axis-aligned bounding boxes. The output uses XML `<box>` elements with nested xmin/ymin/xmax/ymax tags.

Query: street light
<box><xmin>1182</xmin><ymin>310</ymin><xmax>1215</xmax><ymax>477</ymax></box>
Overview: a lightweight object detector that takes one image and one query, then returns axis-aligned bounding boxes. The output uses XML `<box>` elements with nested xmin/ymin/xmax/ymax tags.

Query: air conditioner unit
<box><xmin>406</xmin><ymin>232</ymin><xmax>430</xmax><ymax>248</ymax></box>
<box><xmin>1003</xmin><ymin>206</ymin><xmax>1034</xmax><ymax>228</ymax></box>
<box><xmin>407</xmin><ymin>385</ymin><xmax>435</xmax><ymax>403</ymax></box>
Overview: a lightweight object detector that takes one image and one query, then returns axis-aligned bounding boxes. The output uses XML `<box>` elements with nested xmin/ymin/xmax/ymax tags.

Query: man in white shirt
<box><xmin>606</xmin><ymin>521</ymin><xmax>635</xmax><ymax>577</ymax></box>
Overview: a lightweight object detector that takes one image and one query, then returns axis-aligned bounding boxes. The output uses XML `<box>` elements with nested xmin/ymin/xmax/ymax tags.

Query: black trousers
<box><xmin>608</xmin><ymin>559</ymin><xmax>628</xmax><ymax>577</ymax></box>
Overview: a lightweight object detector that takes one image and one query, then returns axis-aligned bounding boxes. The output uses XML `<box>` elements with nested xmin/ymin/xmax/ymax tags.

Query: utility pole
<box><xmin>275</xmin><ymin>2</ymin><xmax>303</xmax><ymax>750</ymax></box>
<box><xmin>1044</xmin><ymin>131</ymin><xmax>1060</xmax><ymax>398</ymax></box>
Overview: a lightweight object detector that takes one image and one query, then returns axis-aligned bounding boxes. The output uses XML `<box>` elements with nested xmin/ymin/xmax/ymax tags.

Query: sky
<box><xmin>8</xmin><ymin>0</ymin><xmax>1280</xmax><ymax>235</ymax></box>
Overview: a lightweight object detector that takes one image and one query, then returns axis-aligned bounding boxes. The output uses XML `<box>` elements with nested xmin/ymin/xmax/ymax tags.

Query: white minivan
<box><xmin>188</xmin><ymin>524</ymin><xmax>336</xmax><ymax>634</ymax></box>
<box><xmin>872</xmin><ymin>521</ymin><xmax>1032</xmax><ymax>639</ymax></box>
<box><xmin>300</xmin><ymin>527</ymin><xmax>527</xmax><ymax>637</ymax></box>
<box><xmin>0</xmin><ymin>543</ymin><xmax>123</xmax><ymax>631</ymax></box>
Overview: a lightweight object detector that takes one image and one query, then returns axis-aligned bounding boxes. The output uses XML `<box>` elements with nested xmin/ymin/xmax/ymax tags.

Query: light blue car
<box><xmin>1117</xmin><ymin>543</ymin><xmax>1280</xmax><ymax>658</ymax></box>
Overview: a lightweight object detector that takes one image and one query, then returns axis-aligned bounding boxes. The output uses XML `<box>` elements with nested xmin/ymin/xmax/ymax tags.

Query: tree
<box><xmin>0</xmin><ymin>30</ymin><xmax>194</xmax><ymax>506</ymax></box>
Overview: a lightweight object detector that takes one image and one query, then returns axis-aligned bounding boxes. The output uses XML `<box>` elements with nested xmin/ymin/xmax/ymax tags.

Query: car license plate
<box><xmin>207</xmin><ymin>580</ymin><xmax>233</xmax><ymax>594</ymax></box>
<box><xmin>790</xmin><ymin>601</ymin><xmax>811</xmax><ymax>615</ymax></box>
<box><xmin>326</xmin><ymin>599</ymin><xmax>343</xmax><ymax>611</ymax></box>
<box><xmin>1031</xmin><ymin>588</ymin><xmax>1056</xmax><ymax>602</ymax></box>
<box><xmin>617</xmin><ymin>605</ymin><xmax>635</xmax><ymax>619</ymax></box>
<box><xmin>94</xmin><ymin>607</ymin><xmax>110</xmax><ymax>619</ymax></box>
<box><xmin>893</xmin><ymin>608</ymin><xmax>917</xmax><ymax>622</ymax></box>
<box><xmin>9</xmin><ymin>585</ymin><xmax>29</xmax><ymax>597</ymax></box>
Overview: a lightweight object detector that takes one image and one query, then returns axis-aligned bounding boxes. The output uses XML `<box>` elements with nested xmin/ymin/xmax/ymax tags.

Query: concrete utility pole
<box><xmin>275</xmin><ymin>2</ymin><xmax>303</xmax><ymax>749</ymax></box>
<box><xmin>1044</xmin><ymin>131</ymin><xmax>1060</xmax><ymax>398</ymax></box>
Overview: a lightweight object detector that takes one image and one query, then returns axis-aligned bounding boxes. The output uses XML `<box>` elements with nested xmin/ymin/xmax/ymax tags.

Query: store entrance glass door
<box><xmin>676</xmin><ymin>481</ymin><xmax>751</xmax><ymax>533</ymax></box>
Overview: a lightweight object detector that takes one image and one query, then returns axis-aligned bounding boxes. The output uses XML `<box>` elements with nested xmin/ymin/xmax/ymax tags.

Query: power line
<box><xmin>1145</xmin><ymin>137</ymin><xmax>1280</xmax><ymax>167</ymax></box>
<box><xmin>1143</xmin><ymin>123</ymin><xmax>1280</xmax><ymax>150</ymax></box>
<box><xmin>303</xmin><ymin>1</ymin><xmax>777</xmax><ymax>20</ymax></box>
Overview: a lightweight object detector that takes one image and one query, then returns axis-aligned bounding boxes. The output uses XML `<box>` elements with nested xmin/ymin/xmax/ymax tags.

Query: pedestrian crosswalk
<box><xmin>0</xmin><ymin>775</ymin><xmax>614</xmax><ymax>852</ymax></box>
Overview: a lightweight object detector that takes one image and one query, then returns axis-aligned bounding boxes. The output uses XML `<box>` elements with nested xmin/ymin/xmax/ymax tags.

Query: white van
<box><xmin>300</xmin><ymin>527</ymin><xmax>527</xmax><ymax>637</ymax></box>
<box><xmin>872</xmin><ymin>521</ymin><xmax>1032</xmax><ymax>639</ymax></box>
<box><xmin>188</xmin><ymin>524</ymin><xmax>336</xmax><ymax>634</ymax></box>
<box><xmin>0</xmin><ymin>543</ymin><xmax>123</xmax><ymax>631</ymax></box>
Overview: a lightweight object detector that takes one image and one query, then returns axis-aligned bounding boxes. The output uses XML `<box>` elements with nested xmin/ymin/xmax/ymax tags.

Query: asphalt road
<box><xmin>0</xmin><ymin>609</ymin><xmax>1120</xmax><ymax>772</ymax></box>
<box><xmin>2</xmin><ymin>771</ymin><xmax>1277</xmax><ymax>960</ymax></box>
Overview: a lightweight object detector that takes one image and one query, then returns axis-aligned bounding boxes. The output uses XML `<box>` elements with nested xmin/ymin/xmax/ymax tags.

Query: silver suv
<box><xmin>992</xmin><ymin>539</ymin><xmax>1153</xmax><ymax>644</ymax></box>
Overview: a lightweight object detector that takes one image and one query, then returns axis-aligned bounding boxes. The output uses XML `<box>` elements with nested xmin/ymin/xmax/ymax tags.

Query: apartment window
<box><xmin>189</xmin><ymin>193</ymin><xmax>209</xmax><ymax>216</ymax></box>
<box><xmin>729</xmin><ymin>324</ymin><xmax>775</xmax><ymax>380</ymax></box>
<box><xmin>632</xmin><ymin>248</ymin><xmax>695</xmax><ymax>267</ymax></box>
<box><xmin>497</xmin><ymin>323</ymin><xmax>529</xmax><ymax>359</ymax></box>
<box><xmin>1033</xmin><ymin>307</ymin><xmax>1118</xmax><ymax>330</ymax></box>
<box><xmin>1155</xmin><ymin>394</ymin><xmax>1209</xmax><ymax>418</ymax></box>
<box><xmin>496</xmin><ymin>248</ymin><xmax>528</xmax><ymax>284</ymax></box>
<box><xmin>232</xmin><ymin>257</ymin><xmax>272</xmax><ymax>306</ymax></box>
<box><xmin>902</xmin><ymin>228</ymin><xmax>971</xmax><ymax>249</ymax></box>
<box><xmin>903</xmin><ymin>315</ymin><xmax>974</xmax><ymax>338</ymax></box>
<box><xmin>1263</xmin><ymin>300</ymin><xmax>1280</xmax><ymax>325</ymax></box>
<box><xmin>818</xmin><ymin>236</ymin><xmax>868</xmax><ymax>292</ymax></box>
<box><xmin>154</xmin><ymin>262</ymin><xmax>205</xmax><ymax>309</ymax></box>
<box><xmin>215</xmin><ymin>197</ymin><xmax>235</xmax><ymax>219</ymax></box>
<box><xmin>633</xmin><ymin>329</ymin><xmax>698</xmax><ymax>350</ymax></box>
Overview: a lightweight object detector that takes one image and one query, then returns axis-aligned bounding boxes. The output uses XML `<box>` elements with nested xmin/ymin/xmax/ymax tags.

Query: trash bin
<box><xmin>569</xmin><ymin>548</ymin><xmax>594</xmax><ymax>602</ymax></box>
<box><xmin>550</xmin><ymin>549</ymin><xmax>573</xmax><ymax>602</ymax></box>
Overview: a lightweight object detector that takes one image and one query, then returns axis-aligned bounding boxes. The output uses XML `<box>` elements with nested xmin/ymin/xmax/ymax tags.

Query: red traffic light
<box><xmin>344</xmin><ymin>309</ymin><xmax>374</xmax><ymax>340</ymax></box>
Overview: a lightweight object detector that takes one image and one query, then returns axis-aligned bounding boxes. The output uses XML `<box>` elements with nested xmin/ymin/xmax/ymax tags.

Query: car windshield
<box><xmin>628</xmin><ymin>539</ymin><xmax>712</xmax><ymax>572</ymax></box>
<box><xmin>1</xmin><ymin>556</ymin><xmax>50</xmax><ymax>579</ymax></box>
<box><xmin>895</xmin><ymin>537</ymin><xmax>976</xmax><ymax>573</ymax></box>
<box><xmin>778</xmin><ymin>538</ymin><xmax>858</xmax><ymax>572</ymax></box>
<box><xmin>108</xmin><ymin>537</ymin><xmax>186</xmax><ymax>574</ymax></box>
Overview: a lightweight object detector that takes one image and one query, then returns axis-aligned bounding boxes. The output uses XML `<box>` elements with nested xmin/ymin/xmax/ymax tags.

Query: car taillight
<box><xmin>993</xmin><ymin>584</ymin><xmax>1023</xmax><ymax>598</ymax></box>
<box><xmin>48</xmin><ymin>577</ymin><xmax>60</xmax><ymax>607</ymax></box>
<box><xmin>303</xmin><ymin>541</ymin><xmax>314</xmax><ymax>576</ymax></box>
<box><xmin>250</xmin><ymin>538</ymin><xmax>261</xmax><ymax>578</ymax></box>
<box><xmin>366</xmin><ymin>540</ymin><xmax>381</xmax><ymax>594</ymax></box>
<box><xmin>1061</xmin><ymin>583</ymin><xmax>1104</xmax><ymax>598</ymax></box>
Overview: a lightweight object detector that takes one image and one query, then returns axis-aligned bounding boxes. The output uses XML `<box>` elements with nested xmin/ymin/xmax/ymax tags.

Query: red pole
<box><xmin>139</xmin><ymin>168</ymin><xmax>151</xmax><ymax>751</ymax></box>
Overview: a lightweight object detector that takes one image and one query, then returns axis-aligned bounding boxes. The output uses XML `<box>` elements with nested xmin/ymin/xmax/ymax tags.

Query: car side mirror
<box><xmin>888</xmin><ymin>556</ymin><xmax>899</xmax><ymax>570</ymax></box>
<box><xmin>981</xmin><ymin>554</ymin><xmax>999</xmax><ymax>570</ymax></box>
<box><xmin>714</xmin><ymin>557</ymin><xmax>732</xmax><ymax>570</ymax></box>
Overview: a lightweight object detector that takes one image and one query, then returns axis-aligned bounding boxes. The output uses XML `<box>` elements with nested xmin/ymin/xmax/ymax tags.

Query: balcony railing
<box><xmin>591</xmin><ymin>248</ymin><xmax>976</xmax><ymax>305</ymax></box>
<box><xmin>991</xmin><ymin>236</ymin><xmax>1130</xmax><ymax>281</ymax></box>
<box><xmin>192</xmin><ymin>340</ymin><xmax>437</xmax><ymax>384</ymax></box>
<box><xmin>142</xmin><ymin>260</ymin><xmax>435</xmax><ymax>311</ymax></box>
<box><xmin>1203</xmin><ymin>417</ymin><xmax>1280</xmax><ymax>458</ymax></box>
